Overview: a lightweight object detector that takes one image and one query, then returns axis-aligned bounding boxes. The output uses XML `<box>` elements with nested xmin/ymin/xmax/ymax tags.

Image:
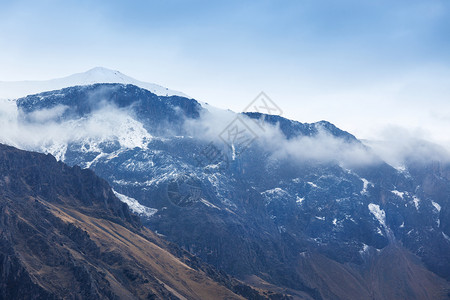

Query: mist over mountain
<box><xmin>1</xmin><ymin>69</ymin><xmax>449</xmax><ymax>299</ymax></box>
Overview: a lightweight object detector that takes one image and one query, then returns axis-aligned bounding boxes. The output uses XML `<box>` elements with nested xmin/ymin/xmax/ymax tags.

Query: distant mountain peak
<box><xmin>75</xmin><ymin>66</ymin><xmax>126</xmax><ymax>79</ymax></box>
<box><xmin>67</xmin><ymin>67</ymin><xmax>140</xmax><ymax>86</ymax></box>
<box><xmin>0</xmin><ymin>67</ymin><xmax>188</xmax><ymax>99</ymax></box>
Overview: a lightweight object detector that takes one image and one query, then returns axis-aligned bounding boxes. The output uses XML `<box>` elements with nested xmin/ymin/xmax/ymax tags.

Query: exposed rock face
<box><xmin>0</xmin><ymin>144</ymin><xmax>283</xmax><ymax>299</ymax></box>
<box><xmin>10</xmin><ymin>84</ymin><xmax>450</xmax><ymax>299</ymax></box>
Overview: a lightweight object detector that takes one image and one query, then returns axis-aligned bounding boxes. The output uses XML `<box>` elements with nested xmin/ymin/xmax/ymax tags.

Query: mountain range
<box><xmin>0</xmin><ymin>143</ymin><xmax>289</xmax><ymax>299</ymax></box>
<box><xmin>1</xmin><ymin>68</ymin><xmax>449</xmax><ymax>299</ymax></box>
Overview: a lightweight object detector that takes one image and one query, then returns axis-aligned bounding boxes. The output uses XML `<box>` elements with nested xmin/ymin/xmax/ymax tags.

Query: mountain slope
<box><xmin>0</xmin><ymin>143</ymin><xmax>282</xmax><ymax>299</ymax></box>
<box><xmin>294</xmin><ymin>245</ymin><xmax>449</xmax><ymax>300</ymax></box>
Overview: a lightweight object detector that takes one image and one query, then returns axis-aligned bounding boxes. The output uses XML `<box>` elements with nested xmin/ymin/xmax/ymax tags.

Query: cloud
<box><xmin>1</xmin><ymin>96</ymin><xmax>449</xmax><ymax>170</ymax></box>
<box><xmin>25</xmin><ymin>104</ymin><xmax>69</xmax><ymax>123</ymax></box>
<box><xmin>185</xmin><ymin>106</ymin><xmax>379</xmax><ymax>168</ymax></box>
<box><xmin>0</xmin><ymin>99</ymin><xmax>21</xmax><ymax>147</ymax></box>
<box><xmin>184</xmin><ymin>105</ymin><xmax>450</xmax><ymax>169</ymax></box>
<box><xmin>263</xmin><ymin>130</ymin><xmax>378</xmax><ymax>168</ymax></box>
<box><xmin>363</xmin><ymin>126</ymin><xmax>450</xmax><ymax>168</ymax></box>
<box><xmin>0</xmin><ymin>98</ymin><xmax>150</xmax><ymax>160</ymax></box>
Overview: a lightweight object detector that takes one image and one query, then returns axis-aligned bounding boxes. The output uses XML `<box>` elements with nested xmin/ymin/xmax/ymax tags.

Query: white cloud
<box><xmin>185</xmin><ymin>106</ymin><xmax>450</xmax><ymax>169</ymax></box>
<box><xmin>26</xmin><ymin>104</ymin><xmax>69</xmax><ymax>123</ymax></box>
<box><xmin>185</xmin><ymin>107</ymin><xmax>379</xmax><ymax>168</ymax></box>
<box><xmin>1</xmin><ymin>94</ymin><xmax>449</xmax><ymax>170</ymax></box>
<box><xmin>363</xmin><ymin>126</ymin><xmax>450</xmax><ymax>168</ymax></box>
<box><xmin>0</xmin><ymin>98</ymin><xmax>151</xmax><ymax>156</ymax></box>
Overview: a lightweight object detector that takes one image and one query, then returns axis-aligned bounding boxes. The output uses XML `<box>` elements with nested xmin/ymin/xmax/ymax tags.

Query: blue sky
<box><xmin>1</xmin><ymin>0</ymin><xmax>449</xmax><ymax>143</ymax></box>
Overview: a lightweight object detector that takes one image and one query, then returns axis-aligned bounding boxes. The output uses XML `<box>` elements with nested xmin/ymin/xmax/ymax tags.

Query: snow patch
<box><xmin>113</xmin><ymin>190</ymin><xmax>157</xmax><ymax>218</ymax></box>
<box><xmin>296</xmin><ymin>196</ymin><xmax>305</xmax><ymax>205</ymax></box>
<box><xmin>368</xmin><ymin>203</ymin><xmax>387</xmax><ymax>233</ymax></box>
<box><xmin>412</xmin><ymin>196</ymin><xmax>420</xmax><ymax>210</ymax></box>
<box><xmin>84</xmin><ymin>112</ymin><xmax>152</xmax><ymax>150</ymax></box>
<box><xmin>200</xmin><ymin>199</ymin><xmax>221</xmax><ymax>210</ymax></box>
<box><xmin>263</xmin><ymin>187</ymin><xmax>287</xmax><ymax>196</ymax></box>
<box><xmin>443</xmin><ymin>232</ymin><xmax>450</xmax><ymax>242</ymax></box>
<box><xmin>396</xmin><ymin>165</ymin><xmax>407</xmax><ymax>172</ymax></box>
<box><xmin>307</xmin><ymin>182</ymin><xmax>318</xmax><ymax>188</ymax></box>
<box><xmin>231</xmin><ymin>144</ymin><xmax>236</xmax><ymax>160</ymax></box>
<box><xmin>359</xmin><ymin>243</ymin><xmax>370</xmax><ymax>255</ymax></box>
<box><xmin>265</xmin><ymin>187</ymin><xmax>284</xmax><ymax>193</ymax></box>
<box><xmin>42</xmin><ymin>142</ymin><xmax>67</xmax><ymax>161</ymax></box>
<box><xmin>391</xmin><ymin>190</ymin><xmax>405</xmax><ymax>199</ymax></box>
<box><xmin>278</xmin><ymin>225</ymin><xmax>287</xmax><ymax>233</ymax></box>
<box><xmin>431</xmin><ymin>200</ymin><xmax>441</xmax><ymax>212</ymax></box>
<box><xmin>368</xmin><ymin>203</ymin><xmax>386</xmax><ymax>225</ymax></box>
<box><xmin>360</xmin><ymin>178</ymin><xmax>372</xmax><ymax>195</ymax></box>
<box><xmin>85</xmin><ymin>152</ymin><xmax>107</xmax><ymax>169</ymax></box>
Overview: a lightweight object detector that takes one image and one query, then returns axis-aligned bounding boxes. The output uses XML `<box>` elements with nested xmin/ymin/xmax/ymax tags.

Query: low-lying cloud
<box><xmin>186</xmin><ymin>105</ymin><xmax>450</xmax><ymax>169</ymax></box>
<box><xmin>1</xmin><ymin>96</ymin><xmax>449</xmax><ymax>170</ymax></box>
<box><xmin>363</xmin><ymin>126</ymin><xmax>450</xmax><ymax>168</ymax></box>
<box><xmin>0</xmin><ymin>99</ymin><xmax>150</xmax><ymax>160</ymax></box>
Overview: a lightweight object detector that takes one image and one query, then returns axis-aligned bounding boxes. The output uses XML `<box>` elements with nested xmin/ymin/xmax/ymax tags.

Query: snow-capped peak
<box><xmin>68</xmin><ymin>67</ymin><xmax>131</xmax><ymax>85</ymax></box>
<box><xmin>0</xmin><ymin>67</ymin><xmax>188</xmax><ymax>100</ymax></box>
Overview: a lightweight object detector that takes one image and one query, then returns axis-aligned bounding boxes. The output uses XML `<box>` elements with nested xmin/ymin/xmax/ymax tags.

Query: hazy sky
<box><xmin>0</xmin><ymin>0</ymin><xmax>449</xmax><ymax>145</ymax></box>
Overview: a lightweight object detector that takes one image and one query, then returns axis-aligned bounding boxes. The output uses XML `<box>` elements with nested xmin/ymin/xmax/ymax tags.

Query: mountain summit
<box><xmin>0</xmin><ymin>67</ymin><xmax>187</xmax><ymax>100</ymax></box>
